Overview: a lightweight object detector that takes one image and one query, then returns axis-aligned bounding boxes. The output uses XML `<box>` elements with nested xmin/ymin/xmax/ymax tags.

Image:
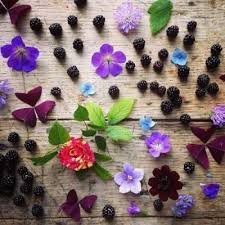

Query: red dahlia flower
<box><xmin>148</xmin><ymin>165</ymin><xmax>183</xmax><ymax>201</ymax></box>
<box><xmin>58</xmin><ymin>138</ymin><xmax>95</xmax><ymax>171</ymax></box>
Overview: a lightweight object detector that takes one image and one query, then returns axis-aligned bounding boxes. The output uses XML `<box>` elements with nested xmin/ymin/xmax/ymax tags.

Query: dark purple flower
<box><xmin>1</xmin><ymin>36</ymin><xmax>39</xmax><ymax>72</ymax></box>
<box><xmin>200</xmin><ymin>183</ymin><xmax>220</xmax><ymax>199</ymax></box>
<box><xmin>211</xmin><ymin>104</ymin><xmax>225</xmax><ymax>128</ymax></box>
<box><xmin>127</xmin><ymin>201</ymin><xmax>141</xmax><ymax>216</ymax></box>
<box><xmin>91</xmin><ymin>43</ymin><xmax>126</xmax><ymax>78</ymax></box>
<box><xmin>0</xmin><ymin>80</ymin><xmax>13</xmax><ymax>108</ymax></box>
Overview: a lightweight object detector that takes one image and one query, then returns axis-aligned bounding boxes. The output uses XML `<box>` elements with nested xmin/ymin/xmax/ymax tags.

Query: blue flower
<box><xmin>200</xmin><ymin>183</ymin><xmax>220</xmax><ymax>199</ymax></box>
<box><xmin>139</xmin><ymin>116</ymin><xmax>156</xmax><ymax>132</ymax></box>
<box><xmin>80</xmin><ymin>82</ymin><xmax>96</xmax><ymax>97</ymax></box>
<box><xmin>171</xmin><ymin>48</ymin><xmax>188</xmax><ymax>66</ymax></box>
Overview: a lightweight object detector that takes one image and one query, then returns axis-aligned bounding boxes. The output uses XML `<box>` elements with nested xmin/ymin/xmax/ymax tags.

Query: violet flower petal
<box><xmin>96</xmin><ymin>62</ymin><xmax>109</xmax><ymax>78</ymax></box>
<box><xmin>35</xmin><ymin>100</ymin><xmax>55</xmax><ymax>123</ymax></box>
<box><xmin>127</xmin><ymin>201</ymin><xmax>141</xmax><ymax>216</ymax></box>
<box><xmin>201</xmin><ymin>183</ymin><xmax>220</xmax><ymax>199</ymax></box>
<box><xmin>7</xmin><ymin>54</ymin><xmax>23</xmax><ymax>71</ymax></box>
<box><xmin>114</xmin><ymin>172</ymin><xmax>126</xmax><ymax>185</ymax></box>
<box><xmin>112</xmin><ymin>51</ymin><xmax>126</xmax><ymax>63</ymax></box>
<box><xmin>60</xmin><ymin>202</ymin><xmax>81</xmax><ymax>222</ymax></box>
<box><xmin>100</xmin><ymin>44</ymin><xmax>113</xmax><ymax>55</ymax></box>
<box><xmin>130</xmin><ymin>182</ymin><xmax>141</xmax><ymax>194</ymax></box>
<box><xmin>119</xmin><ymin>181</ymin><xmax>131</xmax><ymax>193</ymax></box>
<box><xmin>22</xmin><ymin>58</ymin><xmax>37</xmax><ymax>72</ymax></box>
<box><xmin>109</xmin><ymin>62</ymin><xmax>122</xmax><ymax>76</ymax></box>
<box><xmin>91</xmin><ymin>52</ymin><xmax>103</xmax><ymax>67</ymax></box>
<box><xmin>191</xmin><ymin>126</ymin><xmax>215</xmax><ymax>143</ymax></box>
<box><xmin>79</xmin><ymin>195</ymin><xmax>97</xmax><ymax>213</ymax></box>
<box><xmin>9</xmin><ymin>5</ymin><xmax>31</xmax><ymax>24</ymax></box>
<box><xmin>26</xmin><ymin>47</ymin><xmax>39</xmax><ymax>60</ymax></box>
<box><xmin>11</xmin><ymin>35</ymin><xmax>25</xmax><ymax>47</ymax></box>
<box><xmin>1</xmin><ymin>45</ymin><xmax>13</xmax><ymax>58</ymax></box>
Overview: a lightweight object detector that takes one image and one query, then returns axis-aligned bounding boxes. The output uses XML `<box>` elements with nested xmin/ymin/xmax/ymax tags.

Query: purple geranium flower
<box><xmin>91</xmin><ymin>44</ymin><xmax>126</xmax><ymax>78</ymax></box>
<box><xmin>145</xmin><ymin>131</ymin><xmax>171</xmax><ymax>158</ymax></box>
<box><xmin>114</xmin><ymin>163</ymin><xmax>144</xmax><ymax>194</ymax></box>
<box><xmin>114</xmin><ymin>1</ymin><xmax>142</xmax><ymax>34</ymax></box>
<box><xmin>0</xmin><ymin>80</ymin><xmax>13</xmax><ymax>108</ymax></box>
<box><xmin>1</xmin><ymin>36</ymin><xmax>39</xmax><ymax>72</ymax></box>
<box><xmin>211</xmin><ymin>104</ymin><xmax>225</xmax><ymax>128</ymax></box>
<box><xmin>200</xmin><ymin>183</ymin><xmax>220</xmax><ymax>199</ymax></box>
<box><xmin>127</xmin><ymin>201</ymin><xmax>141</xmax><ymax>216</ymax></box>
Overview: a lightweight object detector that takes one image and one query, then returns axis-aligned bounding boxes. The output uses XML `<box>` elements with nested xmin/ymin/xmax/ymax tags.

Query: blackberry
<box><xmin>108</xmin><ymin>86</ymin><xmax>120</xmax><ymax>99</ymax></box>
<box><xmin>74</xmin><ymin>0</ymin><xmax>87</xmax><ymax>8</ymax></box>
<box><xmin>197</xmin><ymin>74</ymin><xmax>210</xmax><ymax>88</ymax></box>
<box><xmin>51</xmin><ymin>87</ymin><xmax>62</xmax><ymax>98</ymax></box>
<box><xmin>211</xmin><ymin>44</ymin><xmax>223</xmax><ymax>56</ymax></box>
<box><xmin>206</xmin><ymin>56</ymin><xmax>220</xmax><ymax>70</ymax></box>
<box><xmin>68</xmin><ymin>15</ymin><xmax>78</xmax><ymax>27</ymax></box>
<box><xmin>161</xmin><ymin>100</ymin><xmax>173</xmax><ymax>114</ymax></box>
<box><xmin>32</xmin><ymin>204</ymin><xmax>44</xmax><ymax>218</ymax></box>
<box><xmin>49</xmin><ymin>23</ymin><xmax>62</xmax><ymax>36</ymax></box>
<box><xmin>153</xmin><ymin>61</ymin><xmax>164</xmax><ymax>73</ymax></box>
<box><xmin>140</xmin><ymin>54</ymin><xmax>151</xmax><ymax>67</ymax></box>
<box><xmin>24</xmin><ymin>139</ymin><xmax>37</xmax><ymax>152</ymax></box>
<box><xmin>158</xmin><ymin>48</ymin><xmax>168</xmax><ymax>61</ymax></box>
<box><xmin>126</xmin><ymin>60</ymin><xmax>135</xmax><ymax>73</ymax></box>
<box><xmin>180</xmin><ymin>114</ymin><xmax>191</xmax><ymax>125</ymax></box>
<box><xmin>0</xmin><ymin>154</ymin><xmax>4</xmax><ymax>169</ymax></box>
<box><xmin>172</xmin><ymin>96</ymin><xmax>182</xmax><ymax>108</ymax></box>
<box><xmin>1</xmin><ymin>175</ymin><xmax>16</xmax><ymax>189</ymax></box>
<box><xmin>73</xmin><ymin>38</ymin><xmax>83</xmax><ymax>51</ymax></box>
<box><xmin>54</xmin><ymin>47</ymin><xmax>66</xmax><ymax>60</ymax></box>
<box><xmin>67</xmin><ymin>66</ymin><xmax>79</xmax><ymax>79</ymax></box>
<box><xmin>102</xmin><ymin>205</ymin><xmax>115</xmax><ymax>220</ymax></box>
<box><xmin>5</xmin><ymin>150</ymin><xmax>19</xmax><ymax>164</ymax></box>
<box><xmin>166</xmin><ymin>25</ymin><xmax>179</xmax><ymax>39</ymax></box>
<box><xmin>17</xmin><ymin>166</ymin><xmax>29</xmax><ymax>176</ymax></box>
<box><xmin>22</xmin><ymin>171</ymin><xmax>34</xmax><ymax>183</ymax></box>
<box><xmin>157</xmin><ymin>86</ymin><xmax>166</xmax><ymax>97</ymax></box>
<box><xmin>207</xmin><ymin>82</ymin><xmax>219</xmax><ymax>95</ymax></box>
<box><xmin>30</xmin><ymin>18</ymin><xmax>42</xmax><ymax>32</ymax></box>
<box><xmin>184</xmin><ymin>162</ymin><xmax>195</xmax><ymax>174</ymax></box>
<box><xmin>187</xmin><ymin>21</ymin><xmax>197</xmax><ymax>32</ymax></box>
<box><xmin>178</xmin><ymin>65</ymin><xmax>190</xmax><ymax>80</ymax></box>
<box><xmin>20</xmin><ymin>183</ymin><xmax>32</xmax><ymax>194</ymax></box>
<box><xmin>33</xmin><ymin>186</ymin><xmax>44</xmax><ymax>197</ymax></box>
<box><xmin>137</xmin><ymin>80</ymin><xmax>148</xmax><ymax>92</ymax></box>
<box><xmin>195</xmin><ymin>88</ymin><xmax>206</xmax><ymax>98</ymax></box>
<box><xmin>133</xmin><ymin>38</ymin><xmax>145</xmax><ymax>51</ymax></box>
<box><xmin>8</xmin><ymin>132</ymin><xmax>20</xmax><ymax>145</ymax></box>
<box><xmin>183</xmin><ymin>34</ymin><xmax>195</xmax><ymax>46</ymax></box>
<box><xmin>153</xmin><ymin>199</ymin><xmax>164</xmax><ymax>211</ymax></box>
<box><xmin>13</xmin><ymin>195</ymin><xmax>25</xmax><ymax>206</ymax></box>
<box><xmin>93</xmin><ymin>15</ymin><xmax>105</xmax><ymax>29</ymax></box>
<box><xmin>167</xmin><ymin>86</ymin><xmax>180</xmax><ymax>100</ymax></box>
<box><xmin>149</xmin><ymin>81</ymin><xmax>159</xmax><ymax>92</ymax></box>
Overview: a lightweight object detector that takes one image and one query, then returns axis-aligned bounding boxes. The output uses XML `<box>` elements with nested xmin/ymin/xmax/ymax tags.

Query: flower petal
<box><xmin>148</xmin><ymin>177</ymin><xmax>157</xmax><ymax>187</ymax></box>
<box><xmin>22</xmin><ymin>58</ymin><xmax>37</xmax><ymax>73</ymax></box>
<box><xmin>91</xmin><ymin>52</ymin><xmax>103</xmax><ymax>67</ymax></box>
<box><xmin>169</xmin><ymin>190</ymin><xmax>179</xmax><ymax>200</ymax></box>
<box><xmin>133</xmin><ymin>168</ymin><xmax>144</xmax><ymax>181</ymax></box>
<box><xmin>109</xmin><ymin>63</ymin><xmax>122</xmax><ymax>76</ymax></box>
<box><xmin>7</xmin><ymin>54</ymin><xmax>23</xmax><ymax>71</ymax></box>
<box><xmin>1</xmin><ymin>45</ymin><xmax>13</xmax><ymax>58</ymax></box>
<box><xmin>11</xmin><ymin>36</ymin><xmax>25</xmax><ymax>47</ymax></box>
<box><xmin>26</xmin><ymin>47</ymin><xmax>39</xmax><ymax>60</ymax></box>
<box><xmin>96</xmin><ymin>62</ymin><xmax>109</xmax><ymax>78</ymax></box>
<box><xmin>149</xmin><ymin>187</ymin><xmax>158</xmax><ymax>196</ymax></box>
<box><xmin>100</xmin><ymin>44</ymin><xmax>113</xmax><ymax>55</ymax></box>
<box><xmin>119</xmin><ymin>182</ymin><xmax>131</xmax><ymax>193</ymax></box>
<box><xmin>114</xmin><ymin>172</ymin><xmax>125</xmax><ymax>185</ymax></box>
<box><xmin>130</xmin><ymin>181</ymin><xmax>141</xmax><ymax>194</ymax></box>
<box><xmin>112</xmin><ymin>51</ymin><xmax>126</xmax><ymax>63</ymax></box>
<box><xmin>171</xmin><ymin>48</ymin><xmax>188</xmax><ymax>66</ymax></box>
<box><xmin>159</xmin><ymin>191</ymin><xmax>169</xmax><ymax>201</ymax></box>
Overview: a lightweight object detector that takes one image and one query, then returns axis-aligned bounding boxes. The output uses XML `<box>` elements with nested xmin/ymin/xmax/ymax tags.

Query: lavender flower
<box><xmin>171</xmin><ymin>48</ymin><xmax>188</xmax><ymax>66</ymax></box>
<box><xmin>0</xmin><ymin>80</ymin><xmax>13</xmax><ymax>108</ymax></box>
<box><xmin>80</xmin><ymin>82</ymin><xmax>96</xmax><ymax>97</ymax></box>
<box><xmin>91</xmin><ymin>44</ymin><xmax>126</xmax><ymax>78</ymax></box>
<box><xmin>172</xmin><ymin>194</ymin><xmax>194</xmax><ymax>217</ymax></box>
<box><xmin>127</xmin><ymin>201</ymin><xmax>141</xmax><ymax>216</ymax></box>
<box><xmin>145</xmin><ymin>131</ymin><xmax>171</xmax><ymax>158</ymax></box>
<box><xmin>1</xmin><ymin>36</ymin><xmax>39</xmax><ymax>73</ymax></box>
<box><xmin>139</xmin><ymin>116</ymin><xmax>156</xmax><ymax>132</ymax></box>
<box><xmin>211</xmin><ymin>104</ymin><xmax>225</xmax><ymax>128</ymax></box>
<box><xmin>114</xmin><ymin>163</ymin><xmax>144</xmax><ymax>194</ymax></box>
<box><xmin>200</xmin><ymin>183</ymin><xmax>220</xmax><ymax>199</ymax></box>
<box><xmin>114</xmin><ymin>1</ymin><xmax>142</xmax><ymax>34</ymax></box>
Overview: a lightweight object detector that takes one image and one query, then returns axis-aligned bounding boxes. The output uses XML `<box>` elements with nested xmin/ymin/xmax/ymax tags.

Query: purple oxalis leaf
<box><xmin>187</xmin><ymin>144</ymin><xmax>209</xmax><ymax>169</ymax></box>
<box><xmin>35</xmin><ymin>101</ymin><xmax>55</xmax><ymax>123</ymax></box>
<box><xmin>15</xmin><ymin>86</ymin><xmax>42</xmax><ymax>106</ymax></box>
<box><xmin>191</xmin><ymin>126</ymin><xmax>215</xmax><ymax>143</ymax></box>
<box><xmin>208</xmin><ymin>146</ymin><xmax>224</xmax><ymax>164</ymax></box>
<box><xmin>8</xmin><ymin>4</ymin><xmax>31</xmax><ymax>24</ymax></box>
<box><xmin>207</xmin><ymin>135</ymin><xmax>225</xmax><ymax>152</ymax></box>
<box><xmin>60</xmin><ymin>202</ymin><xmax>81</xmax><ymax>222</ymax></box>
<box><xmin>79</xmin><ymin>195</ymin><xmax>97</xmax><ymax>213</ymax></box>
<box><xmin>12</xmin><ymin>107</ymin><xmax>36</xmax><ymax>127</ymax></box>
<box><xmin>219</xmin><ymin>74</ymin><xmax>225</xmax><ymax>82</ymax></box>
<box><xmin>66</xmin><ymin>189</ymin><xmax>78</xmax><ymax>204</ymax></box>
<box><xmin>0</xmin><ymin>0</ymin><xmax>18</xmax><ymax>13</ymax></box>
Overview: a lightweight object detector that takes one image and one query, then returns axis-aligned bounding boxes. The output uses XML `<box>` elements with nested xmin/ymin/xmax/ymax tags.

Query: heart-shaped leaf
<box><xmin>106</xmin><ymin>126</ymin><xmax>133</xmax><ymax>142</ymax></box>
<box><xmin>30</xmin><ymin>150</ymin><xmax>58</xmax><ymax>166</ymax></box>
<box><xmin>74</xmin><ymin>105</ymin><xmax>89</xmax><ymax>121</ymax></box>
<box><xmin>95</xmin><ymin>136</ymin><xmax>106</xmax><ymax>151</ymax></box>
<box><xmin>92</xmin><ymin>163</ymin><xmax>112</xmax><ymax>181</ymax></box>
<box><xmin>82</xmin><ymin>129</ymin><xmax>96</xmax><ymax>137</ymax></box>
<box><xmin>191</xmin><ymin>126</ymin><xmax>215</xmax><ymax>143</ymax></box>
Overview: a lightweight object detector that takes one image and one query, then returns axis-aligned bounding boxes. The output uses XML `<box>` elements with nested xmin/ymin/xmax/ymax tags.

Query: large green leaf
<box><xmin>107</xmin><ymin>98</ymin><xmax>135</xmax><ymax>125</ymax></box>
<box><xmin>82</xmin><ymin>129</ymin><xmax>96</xmax><ymax>137</ymax></box>
<box><xmin>48</xmin><ymin>121</ymin><xmax>70</xmax><ymax>145</ymax></box>
<box><xmin>95</xmin><ymin>136</ymin><xmax>107</xmax><ymax>151</ymax></box>
<box><xmin>85</xmin><ymin>102</ymin><xmax>106</xmax><ymax>128</ymax></box>
<box><xmin>106</xmin><ymin>126</ymin><xmax>133</xmax><ymax>141</ymax></box>
<box><xmin>92</xmin><ymin>163</ymin><xmax>112</xmax><ymax>181</ymax></box>
<box><xmin>94</xmin><ymin>152</ymin><xmax>112</xmax><ymax>162</ymax></box>
<box><xmin>30</xmin><ymin>150</ymin><xmax>58</xmax><ymax>166</ymax></box>
<box><xmin>148</xmin><ymin>0</ymin><xmax>173</xmax><ymax>34</ymax></box>
<box><xmin>74</xmin><ymin>105</ymin><xmax>89</xmax><ymax>121</ymax></box>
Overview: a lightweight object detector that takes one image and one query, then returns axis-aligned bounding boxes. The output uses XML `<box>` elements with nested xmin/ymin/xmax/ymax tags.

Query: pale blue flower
<box><xmin>171</xmin><ymin>48</ymin><xmax>188</xmax><ymax>66</ymax></box>
<box><xmin>79</xmin><ymin>82</ymin><xmax>96</xmax><ymax>97</ymax></box>
<box><xmin>139</xmin><ymin>116</ymin><xmax>156</xmax><ymax>132</ymax></box>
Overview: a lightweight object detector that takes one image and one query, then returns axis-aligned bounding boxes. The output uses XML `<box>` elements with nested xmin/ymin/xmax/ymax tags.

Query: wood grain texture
<box><xmin>0</xmin><ymin>0</ymin><xmax>225</xmax><ymax>224</ymax></box>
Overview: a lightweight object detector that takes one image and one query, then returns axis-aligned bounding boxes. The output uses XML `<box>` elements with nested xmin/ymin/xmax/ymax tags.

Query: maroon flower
<box><xmin>148</xmin><ymin>165</ymin><xmax>183</xmax><ymax>202</ymax></box>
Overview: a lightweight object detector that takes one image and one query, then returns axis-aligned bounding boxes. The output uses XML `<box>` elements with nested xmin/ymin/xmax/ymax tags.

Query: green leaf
<box><xmin>82</xmin><ymin>129</ymin><xmax>96</xmax><ymax>137</ymax></box>
<box><xmin>92</xmin><ymin>163</ymin><xmax>112</xmax><ymax>181</ymax></box>
<box><xmin>30</xmin><ymin>150</ymin><xmax>58</xmax><ymax>166</ymax></box>
<box><xmin>74</xmin><ymin>105</ymin><xmax>89</xmax><ymax>121</ymax></box>
<box><xmin>106</xmin><ymin>126</ymin><xmax>133</xmax><ymax>142</ymax></box>
<box><xmin>85</xmin><ymin>102</ymin><xmax>106</xmax><ymax>128</ymax></box>
<box><xmin>48</xmin><ymin>121</ymin><xmax>70</xmax><ymax>145</ymax></box>
<box><xmin>75</xmin><ymin>169</ymin><xmax>90</xmax><ymax>180</ymax></box>
<box><xmin>148</xmin><ymin>0</ymin><xmax>173</xmax><ymax>34</ymax></box>
<box><xmin>95</xmin><ymin>136</ymin><xmax>107</xmax><ymax>151</ymax></box>
<box><xmin>107</xmin><ymin>98</ymin><xmax>135</xmax><ymax>125</ymax></box>
<box><xmin>94</xmin><ymin>152</ymin><xmax>112</xmax><ymax>162</ymax></box>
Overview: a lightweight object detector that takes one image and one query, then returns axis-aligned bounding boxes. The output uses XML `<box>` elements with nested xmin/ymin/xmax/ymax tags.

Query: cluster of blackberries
<box><xmin>205</xmin><ymin>43</ymin><xmax>222</xmax><ymax>71</ymax></box>
<box><xmin>195</xmin><ymin>74</ymin><xmax>219</xmax><ymax>98</ymax></box>
<box><xmin>161</xmin><ymin>86</ymin><xmax>183</xmax><ymax>114</ymax></box>
<box><xmin>150</xmin><ymin>81</ymin><xmax>166</xmax><ymax>97</ymax></box>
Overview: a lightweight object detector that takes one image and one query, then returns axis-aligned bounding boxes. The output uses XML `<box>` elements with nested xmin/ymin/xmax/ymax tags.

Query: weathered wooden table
<box><xmin>0</xmin><ymin>0</ymin><xmax>225</xmax><ymax>224</ymax></box>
